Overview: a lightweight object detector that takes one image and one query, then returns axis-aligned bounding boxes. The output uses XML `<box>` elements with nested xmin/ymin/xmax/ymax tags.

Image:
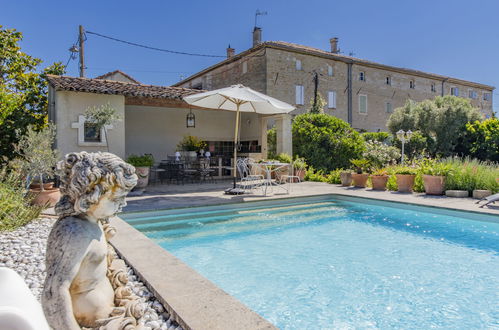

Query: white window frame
<box><xmin>450</xmin><ymin>87</ymin><xmax>459</xmax><ymax>96</ymax></box>
<box><xmin>328</xmin><ymin>91</ymin><xmax>337</xmax><ymax>109</ymax></box>
<box><xmin>71</xmin><ymin>115</ymin><xmax>113</xmax><ymax>147</ymax></box>
<box><xmin>385</xmin><ymin>102</ymin><xmax>393</xmax><ymax>114</ymax></box>
<box><xmin>242</xmin><ymin>61</ymin><xmax>248</xmax><ymax>74</ymax></box>
<box><xmin>359</xmin><ymin>94</ymin><xmax>368</xmax><ymax>114</ymax></box>
<box><xmin>327</xmin><ymin>65</ymin><xmax>334</xmax><ymax>76</ymax></box>
<box><xmin>295</xmin><ymin>85</ymin><xmax>304</xmax><ymax>105</ymax></box>
<box><xmin>359</xmin><ymin>71</ymin><xmax>365</xmax><ymax>81</ymax></box>
<box><xmin>295</xmin><ymin>59</ymin><xmax>302</xmax><ymax>71</ymax></box>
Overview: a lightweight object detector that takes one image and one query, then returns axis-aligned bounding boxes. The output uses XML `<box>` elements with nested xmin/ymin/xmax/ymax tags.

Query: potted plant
<box><xmin>339</xmin><ymin>169</ymin><xmax>353</xmax><ymax>186</ymax></box>
<box><xmin>126</xmin><ymin>154</ymin><xmax>154</xmax><ymax>189</ymax></box>
<box><xmin>395</xmin><ymin>166</ymin><xmax>417</xmax><ymax>193</ymax></box>
<box><xmin>370</xmin><ymin>168</ymin><xmax>389</xmax><ymax>191</ymax></box>
<box><xmin>292</xmin><ymin>157</ymin><xmax>307</xmax><ymax>182</ymax></box>
<box><xmin>350</xmin><ymin>159</ymin><xmax>371</xmax><ymax>188</ymax></box>
<box><xmin>420</xmin><ymin>160</ymin><xmax>452</xmax><ymax>195</ymax></box>
<box><xmin>176</xmin><ymin>135</ymin><xmax>207</xmax><ymax>158</ymax></box>
<box><xmin>15</xmin><ymin>124</ymin><xmax>60</xmax><ymax>207</ymax></box>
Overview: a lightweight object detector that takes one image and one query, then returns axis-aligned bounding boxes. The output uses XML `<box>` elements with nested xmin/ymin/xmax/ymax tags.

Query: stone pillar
<box><xmin>260</xmin><ymin>116</ymin><xmax>268</xmax><ymax>159</ymax></box>
<box><xmin>275</xmin><ymin>114</ymin><xmax>293</xmax><ymax>155</ymax></box>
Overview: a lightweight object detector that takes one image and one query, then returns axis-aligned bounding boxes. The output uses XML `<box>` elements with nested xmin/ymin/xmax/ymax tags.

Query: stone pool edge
<box><xmin>109</xmin><ymin>216</ymin><xmax>277</xmax><ymax>330</ymax></box>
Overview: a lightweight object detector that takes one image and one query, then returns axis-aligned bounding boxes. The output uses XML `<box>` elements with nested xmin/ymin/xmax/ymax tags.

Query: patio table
<box><xmin>253</xmin><ymin>161</ymin><xmax>290</xmax><ymax>196</ymax></box>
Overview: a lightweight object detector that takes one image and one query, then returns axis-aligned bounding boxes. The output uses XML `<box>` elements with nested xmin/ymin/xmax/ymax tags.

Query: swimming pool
<box><xmin>122</xmin><ymin>196</ymin><xmax>499</xmax><ymax>329</ymax></box>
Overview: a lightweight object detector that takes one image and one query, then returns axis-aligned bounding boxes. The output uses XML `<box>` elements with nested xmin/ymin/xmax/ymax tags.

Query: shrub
<box><xmin>363</xmin><ymin>140</ymin><xmax>400</xmax><ymax>169</ymax></box>
<box><xmin>460</xmin><ymin>118</ymin><xmax>499</xmax><ymax>161</ymax></box>
<box><xmin>176</xmin><ymin>135</ymin><xmax>206</xmax><ymax>151</ymax></box>
<box><xmin>292</xmin><ymin>113</ymin><xmax>365</xmax><ymax>171</ymax></box>
<box><xmin>418</xmin><ymin>159</ymin><xmax>453</xmax><ymax>176</ymax></box>
<box><xmin>361</xmin><ymin>132</ymin><xmax>390</xmax><ymax>143</ymax></box>
<box><xmin>126</xmin><ymin>154</ymin><xmax>154</xmax><ymax>167</ymax></box>
<box><xmin>267</xmin><ymin>127</ymin><xmax>277</xmax><ymax>159</ymax></box>
<box><xmin>326</xmin><ymin>169</ymin><xmax>342</xmax><ymax>184</ymax></box>
<box><xmin>0</xmin><ymin>169</ymin><xmax>42</xmax><ymax>231</ymax></box>
<box><xmin>276</xmin><ymin>153</ymin><xmax>292</xmax><ymax>164</ymax></box>
<box><xmin>304</xmin><ymin>167</ymin><xmax>328</xmax><ymax>182</ymax></box>
<box><xmin>392</xmin><ymin>131</ymin><xmax>428</xmax><ymax>160</ymax></box>
<box><xmin>442</xmin><ymin>157</ymin><xmax>499</xmax><ymax>193</ymax></box>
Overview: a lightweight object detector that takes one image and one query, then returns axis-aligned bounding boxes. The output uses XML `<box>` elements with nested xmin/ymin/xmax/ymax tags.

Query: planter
<box><xmin>29</xmin><ymin>188</ymin><xmax>60</xmax><ymax>207</ymax></box>
<box><xmin>445</xmin><ymin>190</ymin><xmax>469</xmax><ymax>198</ymax></box>
<box><xmin>29</xmin><ymin>182</ymin><xmax>54</xmax><ymax>190</ymax></box>
<box><xmin>422</xmin><ymin>175</ymin><xmax>445</xmax><ymax>195</ymax></box>
<box><xmin>396</xmin><ymin>174</ymin><xmax>416</xmax><ymax>192</ymax></box>
<box><xmin>135</xmin><ymin>167</ymin><xmax>150</xmax><ymax>189</ymax></box>
<box><xmin>181</xmin><ymin>151</ymin><xmax>198</xmax><ymax>158</ymax></box>
<box><xmin>371</xmin><ymin>175</ymin><xmax>389</xmax><ymax>191</ymax></box>
<box><xmin>293</xmin><ymin>169</ymin><xmax>306</xmax><ymax>183</ymax></box>
<box><xmin>340</xmin><ymin>172</ymin><xmax>353</xmax><ymax>186</ymax></box>
<box><xmin>472</xmin><ymin>190</ymin><xmax>492</xmax><ymax>199</ymax></box>
<box><xmin>351</xmin><ymin>173</ymin><xmax>369</xmax><ymax>188</ymax></box>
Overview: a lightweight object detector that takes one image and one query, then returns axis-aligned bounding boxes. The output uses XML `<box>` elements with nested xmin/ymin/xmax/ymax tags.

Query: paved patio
<box><xmin>123</xmin><ymin>181</ymin><xmax>499</xmax><ymax>216</ymax></box>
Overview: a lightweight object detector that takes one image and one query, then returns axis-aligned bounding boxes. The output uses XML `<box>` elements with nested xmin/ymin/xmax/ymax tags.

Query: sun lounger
<box><xmin>475</xmin><ymin>192</ymin><xmax>499</xmax><ymax>208</ymax></box>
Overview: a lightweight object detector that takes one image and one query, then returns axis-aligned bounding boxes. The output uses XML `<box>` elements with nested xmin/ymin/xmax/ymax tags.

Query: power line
<box><xmin>86</xmin><ymin>30</ymin><xmax>226</xmax><ymax>58</ymax></box>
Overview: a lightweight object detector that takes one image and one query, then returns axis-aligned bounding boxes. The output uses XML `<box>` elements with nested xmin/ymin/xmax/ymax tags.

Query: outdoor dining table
<box><xmin>253</xmin><ymin>161</ymin><xmax>290</xmax><ymax>196</ymax></box>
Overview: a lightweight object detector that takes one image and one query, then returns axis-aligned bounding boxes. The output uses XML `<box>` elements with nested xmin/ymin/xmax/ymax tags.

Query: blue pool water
<box><xmin>123</xmin><ymin>196</ymin><xmax>499</xmax><ymax>329</ymax></box>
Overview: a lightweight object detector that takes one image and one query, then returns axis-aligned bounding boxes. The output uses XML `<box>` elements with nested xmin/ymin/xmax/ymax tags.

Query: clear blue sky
<box><xmin>2</xmin><ymin>0</ymin><xmax>498</xmax><ymax>113</ymax></box>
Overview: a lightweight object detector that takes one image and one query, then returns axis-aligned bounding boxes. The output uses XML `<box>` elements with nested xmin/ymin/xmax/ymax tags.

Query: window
<box><xmin>359</xmin><ymin>95</ymin><xmax>367</xmax><ymax>114</ymax></box>
<box><xmin>468</xmin><ymin>90</ymin><xmax>477</xmax><ymax>99</ymax></box>
<box><xmin>295</xmin><ymin>59</ymin><xmax>302</xmax><ymax>71</ymax></box>
<box><xmin>385</xmin><ymin>102</ymin><xmax>393</xmax><ymax>114</ymax></box>
<box><xmin>409</xmin><ymin>80</ymin><xmax>415</xmax><ymax>89</ymax></box>
<box><xmin>431</xmin><ymin>83</ymin><xmax>436</xmax><ymax>93</ymax></box>
<box><xmin>192</xmin><ymin>82</ymin><xmax>203</xmax><ymax>90</ymax></box>
<box><xmin>451</xmin><ymin>87</ymin><xmax>459</xmax><ymax>96</ymax></box>
<box><xmin>83</xmin><ymin>122</ymin><xmax>101</xmax><ymax>142</ymax></box>
<box><xmin>295</xmin><ymin>85</ymin><xmax>304</xmax><ymax>105</ymax></box>
<box><xmin>386</xmin><ymin>76</ymin><xmax>391</xmax><ymax>85</ymax></box>
<box><xmin>359</xmin><ymin>71</ymin><xmax>365</xmax><ymax>81</ymax></box>
<box><xmin>327</xmin><ymin>65</ymin><xmax>334</xmax><ymax>76</ymax></box>
<box><xmin>328</xmin><ymin>91</ymin><xmax>337</xmax><ymax>108</ymax></box>
<box><xmin>242</xmin><ymin>61</ymin><xmax>248</xmax><ymax>74</ymax></box>
<box><xmin>483</xmin><ymin>92</ymin><xmax>492</xmax><ymax>101</ymax></box>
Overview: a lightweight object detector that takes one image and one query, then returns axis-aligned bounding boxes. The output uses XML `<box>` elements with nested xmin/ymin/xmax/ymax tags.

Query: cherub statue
<box><xmin>42</xmin><ymin>152</ymin><xmax>144</xmax><ymax>329</ymax></box>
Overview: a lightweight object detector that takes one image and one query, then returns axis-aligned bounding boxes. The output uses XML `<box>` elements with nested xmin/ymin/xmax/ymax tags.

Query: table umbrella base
<box><xmin>224</xmin><ymin>187</ymin><xmax>246</xmax><ymax>195</ymax></box>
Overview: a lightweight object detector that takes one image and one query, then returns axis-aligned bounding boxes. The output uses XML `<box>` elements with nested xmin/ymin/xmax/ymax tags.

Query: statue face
<box><xmin>87</xmin><ymin>188</ymin><xmax>127</xmax><ymax>221</ymax></box>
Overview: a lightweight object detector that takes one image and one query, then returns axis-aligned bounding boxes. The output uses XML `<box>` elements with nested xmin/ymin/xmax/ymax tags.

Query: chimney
<box><xmin>226</xmin><ymin>45</ymin><xmax>235</xmax><ymax>58</ymax></box>
<box><xmin>330</xmin><ymin>37</ymin><xmax>339</xmax><ymax>53</ymax></box>
<box><xmin>253</xmin><ymin>27</ymin><xmax>262</xmax><ymax>47</ymax></box>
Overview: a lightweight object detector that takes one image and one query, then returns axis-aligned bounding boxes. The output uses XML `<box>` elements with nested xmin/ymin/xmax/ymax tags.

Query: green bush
<box><xmin>126</xmin><ymin>154</ymin><xmax>154</xmax><ymax>167</ymax></box>
<box><xmin>363</xmin><ymin>140</ymin><xmax>400</xmax><ymax>169</ymax></box>
<box><xmin>276</xmin><ymin>153</ymin><xmax>292</xmax><ymax>163</ymax></box>
<box><xmin>176</xmin><ymin>135</ymin><xmax>206</xmax><ymax>151</ymax></box>
<box><xmin>292</xmin><ymin>113</ymin><xmax>365</xmax><ymax>171</ymax></box>
<box><xmin>392</xmin><ymin>131</ymin><xmax>428</xmax><ymax>160</ymax></box>
<box><xmin>326</xmin><ymin>169</ymin><xmax>342</xmax><ymax>184</ymax></box>
<box><xmin>460</xmin><ymin>118</ymin><xmax>499</xmax><ymax>161</ymax></box>
<box><xmin>267</xmin><ymin>127</ymin><xmax>277</xmax><ymax>159</ymax></box>
<box><xmin>303</xmin><ymin>167</ymin><xmax>328</xmax><ymax>182</ymax></box>
<box><xmin>361</xmin><ymin>132</ymin><xmax>390</xmax><ymax>143</ymax></box>
<box><xmin>442</xmin><ymin>157</ymin><xmax>498</xmax><ymax>193</ymax></box>
<box><xmin>0</xmin><ymin>170</ymin><xmax>42</xmax><ymax>231</ymax></box>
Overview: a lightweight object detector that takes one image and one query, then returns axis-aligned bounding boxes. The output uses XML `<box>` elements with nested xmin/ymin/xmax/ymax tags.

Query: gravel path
<box><xmin>0</xmin><ymin>218</ymin><xmax>183</xmax><ymax>330</ymax></box>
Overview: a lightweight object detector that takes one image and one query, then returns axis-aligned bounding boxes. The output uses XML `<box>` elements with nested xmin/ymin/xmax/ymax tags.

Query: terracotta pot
<box><xmin>352</xmin><ymin>173</ymin><xmax>369</xmax><ymax>188</ymax></box>
<box><xmin>371</xmin><ymin>175</ymin><xmax>389</xmax><ymax>191</ymax></box>
<box><xmin>423</xmin><ymin>175</ymin><xmax>445</xmax><ymax>195</ymax></box>
<box><xmin>135</xmin><ymin>167</ymin><xmax>150</xmax><ymax>189</ymax></box>
<box><xmin>293</xmin><ymin>169</ymin><xmax>306</xmax><ymax>183</ymax></box>
<box><xmin>340</xmin><ymin>172</ymin><xmax>353</xmax><ymax>186</ymax></box>
<box><xmin>396</xmin><ymin>174</ymin><xmax>416</xmax><ymax>192</ymax></box>
<box><xmin>29</xmin><ymin>188</ymin><xmax>60</xmax><ymax>207</ymax></box>
<box><xmin>29</xmin><ymin>182</ymin><xmax>54</xmax><ymax>190</ymax></box>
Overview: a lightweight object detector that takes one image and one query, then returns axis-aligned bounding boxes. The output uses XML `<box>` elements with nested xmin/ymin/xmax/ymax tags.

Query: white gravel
<box><xmin>0</xmin><ymin>218</ymin><xmax>183</xmax><ymax>330</ymax></box>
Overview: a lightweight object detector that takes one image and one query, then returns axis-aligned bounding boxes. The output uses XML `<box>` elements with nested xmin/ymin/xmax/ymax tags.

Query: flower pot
<box><xmin>371</xmin><ymin>175</ymin><xmax>389</xmax><ymax>191</ymax></box>
<box><xmin>29</xmin><ymin>182</ymin><xmax>54</xmax><ymax>190</ymax></box>
<box><xmin>396</xmin><ymin>174</ymin><xmax>415</xmax><ymax>192</ymax></box>
<box><xmin>29</xmin><ymin>188</ymin><xmax>60</xmax><ymax>207</ymax></box>
<box><xmin>293</xmin><ymin>169</ymin><xmax>306</xmax><ymax>183</ymax></box>
<box><xmin>352</xmin><ymin>173</ymin><xmax>369</xmax><ymax>188</ymax></box>
<box><xmin>423</xmin><ymin>175</ymin><xmax>445</xmax><ymax>195</ymax></box>
<box><xmin>473</xmin><ymin>190</ymin><xmax>491</xmax><ymax>199</ymax></box>
<box><xmin>135</xmin><ymin>167</ymin><xmax>150</xmax><ymax>189</ymax></box>
<box><xmin>340</xmin><ymin>172</ymin><xmax>353</xmax><ymax>186</ymax></box>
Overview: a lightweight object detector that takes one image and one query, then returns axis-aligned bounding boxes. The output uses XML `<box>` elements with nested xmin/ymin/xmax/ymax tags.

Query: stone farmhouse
<box><xmin>174</xmin><ymin>29</ymin><xmax>495</xmax><ymax>132</ymax></box>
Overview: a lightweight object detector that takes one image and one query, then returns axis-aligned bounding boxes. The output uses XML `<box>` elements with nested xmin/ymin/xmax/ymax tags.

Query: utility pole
<box><xmin>79</xmin><ymin>25</ymin><xmax>85</xmax><ymax>77</ymax></box>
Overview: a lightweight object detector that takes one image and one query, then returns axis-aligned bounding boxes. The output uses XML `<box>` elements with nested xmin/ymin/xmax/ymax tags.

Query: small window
<box><xmin>84</xmin><ymin>122</ymin><xmax>102</xmax><ymax>143</ymax></box>
<box><xmin>327</xmin><ymin>65</ymin><xmax>334</xmax><ymax>76</ymax></box>
<box><xmin>431</xmin><ymin>83</ymin><xmax>436</xmax><ymax>93</ymax></box>
<box><xmin>359</xmin><ymin>95</ymin><xmax>367</xmax><ymax>114</ymax></box>
<box><xmin>328</xmin><ymin>91</ymin><xmax>336</xmax><ymax>108</ymax></box>
<box><xmin>192</xmin><ymin>82</ymin><xmax>203</xmax><ymax>90</ymax></box>
<box><xmin>451</xmin><ymin>87</ymin><xmax>459</xmax><ymax>96</ymax></box>
<box><xmin>242</xmin><ymin>61</ymin><xmax>248</xmax><ymax>74</ymax></box>
<box><xmin>295</xmin><ymin>59</ymin><xmax>302</xmax><ymax>71</ymax></box>
<box><xmin>359</xmin><ymin>72</ymin><xmax>365</xmax><ymax>81</ymax></box>
<box><xmin>483</xmin><ymin>92</ymin><xmax>492</xmax><ymax>101</ymax></box>
<box><xmin>468</xmin><ymin>90</ymin><xmax>477</xmax><ymax>99</ymax></box>
<box><xmin>385</xmin><ymin>102</ymin><xmax>393</xmax><ymax>113</ymax></box>
<box><xmin>409</xmin><ymin>80</ymin><xmax>415</xmax><ymax>89</ymax></box>
<box><xmin>386</xmin><ymin>76</ymin><xmax>391</xmax><ymax>85</ymax></box>
<box><xmin>295</xmin><ymin>85</ymin><xmax>304</xmax><ymax>105</ymax></box>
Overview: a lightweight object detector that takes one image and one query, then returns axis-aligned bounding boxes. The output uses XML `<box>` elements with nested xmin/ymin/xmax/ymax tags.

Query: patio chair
<box><xmin>199</xmin><ymin>158</ymin><xmax>215</xmax><ymax>183</ymax></box>
<box><xmin>475</xmin><ymin>192</ymin><xmax>499</xmax><ymax>208</ymax></box>
<box><xmin>236</xmin><ymin>158</ymin><xmax>264</xmax><ymax>194</ymax></box>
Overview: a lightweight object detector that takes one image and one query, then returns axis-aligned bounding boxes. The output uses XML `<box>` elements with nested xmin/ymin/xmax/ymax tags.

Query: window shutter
<box><xmin>296</xmin><ymin>60</ymin><xmax>302</xmax><ymax>70</ymax></box>
<box><xmin>328</xmin><ymin>65</ymin><xmax>333</xmax><ymax>76</ymax></box>
<box><xmin>328</xmin><ymin>91</ymin><xmax>336</xmax><ymax>108</ymax></box>
<box><xmin>359</xmin><ymin>95</ymin><xmax>367</xmax><ymax>113</ymax></box>
<box><xmin>295</xmin><ymin>85</ymin><xmax>304</xmax><ymax>105</ymax></box>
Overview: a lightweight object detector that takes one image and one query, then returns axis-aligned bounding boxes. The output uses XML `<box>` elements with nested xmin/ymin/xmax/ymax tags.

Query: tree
<box><xmin>387</xmin><ymin>96</ymin><xmax>482</xmax><ymax>156</ymax></box>
<box><xmin>308</xmin><ymin>92</ymin><xmax>326</xmax><ymax>114</ymax></box>
<box><xmin>461</xmin><ymin>118</ymin><xmax>499</xmax><ymax>161</ymax></box>
<box><xmin>292</xmin><ymin>113</ymin><xmax>365</xmax><ymax>171</ymax></box>
<box><xmin>0</xmin><ymin>26</ymin><xmax>65</xmax><ymax>162</ymax></box>
<box><xmin>84</xmin><ymin>103</ymin><xmax>122</xmax><ymax>151</ymax></box>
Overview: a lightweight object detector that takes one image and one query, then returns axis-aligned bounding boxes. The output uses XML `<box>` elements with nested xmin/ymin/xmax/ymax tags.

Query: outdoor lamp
<box><xmin>396</xmin><ymin>129</ymin><xmax>405</xmax><ymax>141</ymax></box>
<box><xmin>396</xmin><ymin>129</ymin><xmax>412</xmax><ymax>165</ymax></box>
<box><xmin>175</xmin><ymin>151</ymin><xmax>181</xmax><ymax>161</ymax></box>
<box><xmin>186</xmin><ymin>109</ymin><xmax>195</xmax><ymax>128</ymax></box>
<box><xmin>406</xmin><ymin>130</ymin><xmax>413</xmax><ymax>140</ymax></box>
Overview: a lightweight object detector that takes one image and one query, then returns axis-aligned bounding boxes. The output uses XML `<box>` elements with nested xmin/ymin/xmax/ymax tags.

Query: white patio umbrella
<box><xmin>183</xmin><ymin>84</ymin><xmax>295</xmax><ymax>192</ymax></box>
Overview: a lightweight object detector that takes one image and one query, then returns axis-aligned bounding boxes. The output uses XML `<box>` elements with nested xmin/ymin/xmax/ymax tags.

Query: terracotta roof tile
<box><xmin>47</xmin><ymin>75</ymin><xmax>202</xmax><ymax>100</ymax></box>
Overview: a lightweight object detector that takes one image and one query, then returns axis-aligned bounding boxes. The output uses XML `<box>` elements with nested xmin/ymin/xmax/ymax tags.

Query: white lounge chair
<box><xmin>475</xmin><ymin>192</ymin><xmax>499</xmax><ymax>208</ymax></box>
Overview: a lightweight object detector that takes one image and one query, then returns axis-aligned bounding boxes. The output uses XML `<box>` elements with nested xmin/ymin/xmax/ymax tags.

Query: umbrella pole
<box><xmin>233</xmin><ymin>103</ymin><xmax>240</xmax><ymax>189</ymax></box>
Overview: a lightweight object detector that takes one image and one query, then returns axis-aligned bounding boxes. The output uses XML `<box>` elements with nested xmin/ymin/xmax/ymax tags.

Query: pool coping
<box><xmin>112</xmin><ymin>191</ymin><xmax>498</xmax><ymax>330</ymax></box>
